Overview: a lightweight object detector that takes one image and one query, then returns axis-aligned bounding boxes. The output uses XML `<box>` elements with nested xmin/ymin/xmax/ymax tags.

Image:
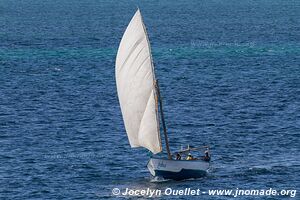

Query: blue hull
<box><xmin>154</xmin><ymin>169</ymin><xmax>207</xmax><ymax>181</ymax></box>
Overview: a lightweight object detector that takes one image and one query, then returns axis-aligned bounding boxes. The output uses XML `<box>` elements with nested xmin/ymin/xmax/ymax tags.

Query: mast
<box><xmin>155</xmin><ymin>80</ymin><xmax>172</xmax><ymax>160</ymax></box>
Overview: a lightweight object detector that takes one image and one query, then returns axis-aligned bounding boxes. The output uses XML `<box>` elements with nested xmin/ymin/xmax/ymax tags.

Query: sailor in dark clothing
<box><xmin>175</xmin><ymin>153</ymin><xmax>181</xmax><ymax>160</ymax></box>
<box><xmin>203</xmin><ymin>150</ymin><xmax>210</xmax><ymax>161</ymax></box>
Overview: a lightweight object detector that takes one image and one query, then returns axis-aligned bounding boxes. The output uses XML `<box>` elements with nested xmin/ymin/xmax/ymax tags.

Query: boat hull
<box><xmin>147</xmin><ymin>158</ymin><xmax>209</xmax><ymax>180</ymax></box>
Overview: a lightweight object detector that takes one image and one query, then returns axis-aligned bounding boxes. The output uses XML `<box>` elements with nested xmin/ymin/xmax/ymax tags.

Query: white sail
<box><xmin>115</xmin><ymin>10</ymin><xmax>162</xmax><ymax>154</ymax></box>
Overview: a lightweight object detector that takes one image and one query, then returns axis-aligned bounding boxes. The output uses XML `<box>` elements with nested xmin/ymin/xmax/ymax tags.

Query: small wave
<box><xmin>54</xmin><ymin>67</ymin><xmax>61</xmax><ymax>71</ymax></box>
<box><xmin>249</xmin><ymin>164</ymin><xmax>272</xmax><ymax>170</ymax></box>
<box><xmin>247</xmin><ymin>166</ymin><xmax>272</xmax><ymax>175</ymax></box>
<box><xmin>246</xmin><ymin>164</ymin><xmax>291</xmax><ymax>176</ymax></box>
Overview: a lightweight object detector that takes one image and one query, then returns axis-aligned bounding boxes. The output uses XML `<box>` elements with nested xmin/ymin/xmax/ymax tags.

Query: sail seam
<box><xmin>118</xmin><ymin>37</ymin><xmax>144</xmax><ymax>73</ymax></box>
<box><xmin>133</xmin><ymin>54</ymin><xmax>150</xmax><ymax>77</ymax></box>
<box><xmin>120</xmin><ymin>54</ymin><xmax>150</xmax><ymax>107</ymax></box>
<box><xmin>137</xmin><ymin>90</ymin><xmax>155</xmax><ymax>141</ymax></box>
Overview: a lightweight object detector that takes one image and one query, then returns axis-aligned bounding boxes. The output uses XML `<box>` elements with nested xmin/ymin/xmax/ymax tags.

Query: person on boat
<box><xmin>203</xmin><ymin>150</ymin><xmax>210</xmax><ymax>161</ymax></box>
<box><xmin>176</xmin><ymin>153</ymin><xmax>181</xmax><ymax>160</ymax></box>
<box><xmin>186</xmin><ymin>153</ymin><xmax>193</xmax><ymax>160</ymax></box>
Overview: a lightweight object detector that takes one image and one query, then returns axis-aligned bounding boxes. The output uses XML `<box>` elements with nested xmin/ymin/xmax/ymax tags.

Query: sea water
<box><xmin>0</xmin><ymin>0</ymin><xmax>299</xmax><ymax>199</ymax></box>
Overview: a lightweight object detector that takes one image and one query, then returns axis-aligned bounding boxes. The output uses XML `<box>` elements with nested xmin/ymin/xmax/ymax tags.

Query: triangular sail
<box><xmin>115</xmin><ymin>10</ymin><xmax>162</xmax><ymax>154</ymax></box>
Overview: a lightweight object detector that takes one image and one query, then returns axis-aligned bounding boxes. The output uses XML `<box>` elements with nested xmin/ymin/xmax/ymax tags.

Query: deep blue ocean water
<box><xmin>0</xmin><ymin>0</ymin><xmax>299</xmax><ymax>199</ymax></box>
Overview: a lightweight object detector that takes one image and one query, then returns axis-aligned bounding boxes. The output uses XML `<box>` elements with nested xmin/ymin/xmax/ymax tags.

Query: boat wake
<box><xmin>150</xmin><ymin>176</ymin><xmax>171</xmax><ymax>183</ymax></box>
<box><xmin>150</xmin><ymin>175</ymin><xmax>208</xmax><ymax>182</ymax></box>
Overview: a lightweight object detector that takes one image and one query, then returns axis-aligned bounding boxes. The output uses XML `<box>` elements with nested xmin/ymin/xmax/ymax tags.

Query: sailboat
<box><xmin>115</xmin><ymin>9</ymin><xmax>210</xmax><ymax>181</ymax></box>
